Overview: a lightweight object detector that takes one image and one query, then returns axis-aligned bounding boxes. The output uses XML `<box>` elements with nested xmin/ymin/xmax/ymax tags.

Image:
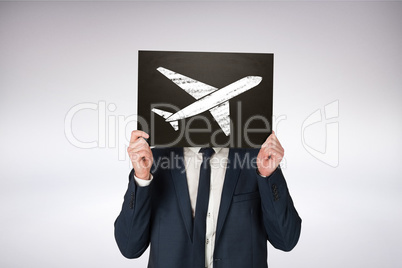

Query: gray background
<box><xmin>1</xmin><ymin>1</ymin><xmax>401</xmax><ymax>267</ymax></box>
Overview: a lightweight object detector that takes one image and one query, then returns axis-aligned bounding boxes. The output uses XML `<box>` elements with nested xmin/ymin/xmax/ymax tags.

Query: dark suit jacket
<box><xmin>115</xmin><ymin>148</ymin><xmax>301</xmax><ymax>268</ymax></box>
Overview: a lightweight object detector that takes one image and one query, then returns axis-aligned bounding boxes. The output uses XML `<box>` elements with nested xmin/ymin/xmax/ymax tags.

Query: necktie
<box><xmin>193</xmin><ymin>147</ymin><xmax>215</xmax><ymax>268</ymax></box>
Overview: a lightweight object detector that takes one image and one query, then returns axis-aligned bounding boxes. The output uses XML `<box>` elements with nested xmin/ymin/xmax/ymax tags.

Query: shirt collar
<box><xmin>186</xmin><ymin>147</ymin><xmax>223</xmax><ymax>155</ymax></box>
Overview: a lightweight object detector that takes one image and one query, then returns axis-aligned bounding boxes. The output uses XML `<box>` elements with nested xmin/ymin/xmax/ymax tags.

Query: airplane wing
<box><xmin>209</xmin><ymin>101</ymin><xmax>231</xmax><ymax>136</ymax></box>
<box><xmin>157</xmin><ymin>67</ymin><xmax>218</xmax><ymax>100</ymax></box>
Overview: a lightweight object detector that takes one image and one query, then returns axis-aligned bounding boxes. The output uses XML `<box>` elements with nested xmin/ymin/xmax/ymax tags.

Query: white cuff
<box><xmin>256</xmin><ymin>168</ymin><xmax>269</xmax><ymax>178</ymax></box>
<box><xmin>134</xmin><ymin>174</ymin><xmax>153</xmax><ymax>187</ymax></box>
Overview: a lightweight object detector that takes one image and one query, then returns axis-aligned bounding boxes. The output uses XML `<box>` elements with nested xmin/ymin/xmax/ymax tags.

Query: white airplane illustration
<box><xmin>152</xmin><ymin>67</ymin><xmax>262</xmax><ymax>136</ymax></box>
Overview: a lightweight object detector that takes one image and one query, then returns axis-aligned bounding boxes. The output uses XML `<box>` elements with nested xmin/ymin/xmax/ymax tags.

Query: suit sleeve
<box><xmin>257</xmin><ymin>167</ymin><xmax>302</xmax><ymax>251</ymax></box>
<box><xmin>114</xmin><ymin>169</ymin><xmax>152</xmax><ymax>258</ymax></box>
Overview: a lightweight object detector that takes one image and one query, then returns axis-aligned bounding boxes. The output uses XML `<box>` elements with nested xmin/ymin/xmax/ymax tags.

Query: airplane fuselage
<box><xmin>165</xmin><ymin>76</ymin><xmax>262</xmax><ymax>122</ymax></box>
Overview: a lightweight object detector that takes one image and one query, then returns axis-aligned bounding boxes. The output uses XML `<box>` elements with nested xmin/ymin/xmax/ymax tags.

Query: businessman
<box><xmin>115</xmin><ymin>130</ymin><xmax>301</xmax><ymax>268</ymax></box>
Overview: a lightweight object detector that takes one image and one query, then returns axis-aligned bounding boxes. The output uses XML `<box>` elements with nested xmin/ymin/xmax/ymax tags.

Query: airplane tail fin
<box><xmin>167</xmin><ymin>120</ymin><xmax>179</xmax><ymax>131</ymax></box>
<box><xmin>151</xmin><ymin>108</ymin><xmax>179</xmax><ymax>131</ymax></box>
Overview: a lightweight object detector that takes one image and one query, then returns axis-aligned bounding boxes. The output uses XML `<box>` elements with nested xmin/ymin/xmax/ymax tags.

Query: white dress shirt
<box><xmin>134</xmin><ymin>147</ymin><xmax>229</xmax><ymax>268</ymax></box>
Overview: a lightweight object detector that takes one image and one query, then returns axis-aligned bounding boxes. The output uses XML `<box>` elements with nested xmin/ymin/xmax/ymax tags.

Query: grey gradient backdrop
<box><xmin>1</xmin><ymin>1</ymin><xmax>401</xmax><ymax>267</ymax></box>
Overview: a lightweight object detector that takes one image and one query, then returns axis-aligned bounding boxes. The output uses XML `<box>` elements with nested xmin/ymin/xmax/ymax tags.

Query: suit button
<box><xmin>206</xmin><ymin>239</ymin><xmax>209</xmax><ymax>244</ymax></box>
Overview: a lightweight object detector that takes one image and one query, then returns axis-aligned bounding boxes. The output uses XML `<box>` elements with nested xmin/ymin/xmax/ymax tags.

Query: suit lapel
<box><xmin>170</xmin><ymin>147</ymin><xmax>194</xmax><ymax>242</ymax></box>
<box><xmin>215</xmin><ymin>148</ymin><xmax>243</xmax><ymax>242</ymax></box>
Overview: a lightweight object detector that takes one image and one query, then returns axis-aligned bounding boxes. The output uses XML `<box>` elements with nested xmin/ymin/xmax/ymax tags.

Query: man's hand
<box><xmin>257</xmin><ymin>131</ymin><xmax>284</xmax><ymax>177</ymax></box>
<box><xmin>127</xmin><ymin>130</ymin><xmax>153</xmax><ymax>180</ymax></box>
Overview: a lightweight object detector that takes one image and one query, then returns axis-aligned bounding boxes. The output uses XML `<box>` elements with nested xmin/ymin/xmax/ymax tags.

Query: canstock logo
<box><xmin>301</xmin><ymin>100</ymin><xmax>339</xmax><ymax>167</ymax></box>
